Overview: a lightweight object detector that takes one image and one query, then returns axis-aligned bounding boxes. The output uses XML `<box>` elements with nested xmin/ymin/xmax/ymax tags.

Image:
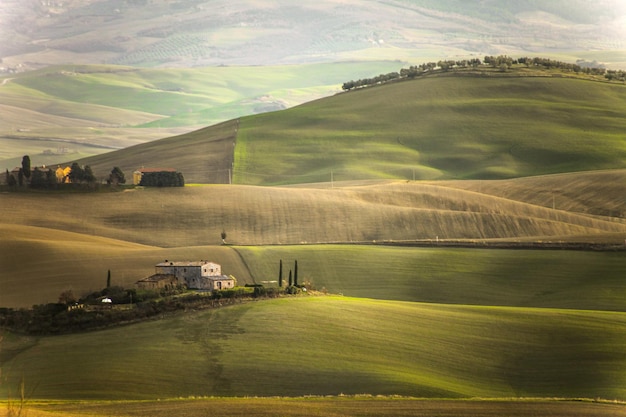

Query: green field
<box><xmin>2</xmin><ymin>297</ymin><xmax>626</xmax><ymax>401</ymax></box>
<box><xmin>0</xmin><ymin>61</ymin><xmax>403</xmax><ymax>172</ymax></box>
<box><xmin>5</xmin><ymin>297</ymin><xmax>626</xmax><ymax>399</ymax></box>
<box><xmin>234</xmin><ymin>74</ymin><xmax>626</xmax><ymax>184</ymax></box>
<box><xmin>61</xmin><ymin>69</ymin><xmax>626</xmax><ymax>185</ymax></box>
<box><xmin>4</xmin><ymin>398</ymin><xmax>626</xmax><ymax>417</ymax></box>
<box><xmin>236</xmin><ymin>245</ymin><xmax>626</xmax><ymax>311</ymax></box>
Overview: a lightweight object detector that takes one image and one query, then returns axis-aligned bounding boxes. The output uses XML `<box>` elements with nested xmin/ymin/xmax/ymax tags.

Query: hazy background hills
<box><xmin>2</xmin><ymin>0</ymin><xmax>626</xmax><ymax>69</ymax></box>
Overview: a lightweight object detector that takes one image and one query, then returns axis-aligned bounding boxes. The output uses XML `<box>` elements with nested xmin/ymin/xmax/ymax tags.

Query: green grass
<box><xmin>4</xmin><ymin>62</ymin><xmax>403</xmax><ymax>124</ymax></box>
<box><xmin>0</xmin><ymin>61</ymin><xmax>403</xmax><ymax>171</ymax></box>
<box><xmin>234</xmin><ymin>74</ymin><xmax>626</xmax><ymax>184</ymax></box>
<box><xmin>6</xmin><ymin>398</ymin><xmax>626</xmax><ymax>417</ymax></box>
<box><xmin>2</xmin><ymin>297</ymin><xmax>625</xmax><ymax>400</ymax></box>
<box><xmin>235</xmin><ymin>245</ymin><xmax>626</xmax><ymax>311</ymax></box>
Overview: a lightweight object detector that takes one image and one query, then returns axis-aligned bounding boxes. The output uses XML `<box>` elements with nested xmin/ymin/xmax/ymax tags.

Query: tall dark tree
<box><xmin>108</xmin><ymin>167</ymin><xmax>126</xmax><ymax>185</ymax></box>
<box><xmin>294</xmin><ymin>260</ymin><xmax>298</xmax><ymax>287</ymax></box>
<box><xmin>107</xmin><ymin>269</ymin><xmax>111</xmax><ymax>288</ymax></box>
<box><xmin>46</xmin><ymin>169</ymin><xmax>57</xmax><ymax>188</ymax></box>
<box><xmin>5</xmin><ymin>169</ymin><xmax>16</xmax><ymax>187</ymax></box>
<box><xmin>21</xmin><ymin>155</ymin><xmax>31</xmax><ymax>180</ymax></box>
<box><xmin>69</xmin><ymin>162</ymin><xmax>84</xmax><ymax>183</ymax></box>
<box><xmin>29</xmin><ymin>167</ymin><xmax>46</xmax><ymax>188</ymax></box>
<box><xmin>278</xmin><ymin>259</ymin><xmax>283</xmax><ymax>287</ymax></box>
<box><xmin>83</xmin><ymin>165</ymin><xmax>96</xmax><ymax>183</ymax></box>
<box><xmin>288</xmin><ymin>270</ymin><xmax>293</xmax><ymax>287</ymax></box>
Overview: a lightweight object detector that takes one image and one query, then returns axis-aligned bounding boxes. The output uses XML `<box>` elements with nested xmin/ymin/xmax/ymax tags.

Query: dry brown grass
<box><xmin>1</xmin><ymin>179</ymin><xmax>623</xmax><ymax>248</ymax></box>
<box><xmin>1</xmin><ymin>172</ymin><xmax>624</xmax><ymax>307</ymax></box>
<box><xmin>0</xmin><ymin>224</ymin><xmax>253</xmax><ymax>308</ymax></box>
<box><xmin>4</xmin><ymin>398</ymin><xmax>624</xmax><ymax>417</ymax></box>
<box><xmin>436</xmin><ymin>169</ymin><xmax>626</xmax><ymax>219</ymax></box>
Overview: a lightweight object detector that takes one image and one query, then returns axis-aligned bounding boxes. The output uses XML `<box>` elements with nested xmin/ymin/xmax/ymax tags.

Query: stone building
<box><xmin>137</xmin><ymin>260</ymin><xmax>235</xmax><ymax>291</ymax></box>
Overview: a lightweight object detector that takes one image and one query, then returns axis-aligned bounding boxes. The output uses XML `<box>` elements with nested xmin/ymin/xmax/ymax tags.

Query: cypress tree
<box><xmin>21</xmin><ymin>155</ymin><xmax>31</xmax><ymax>180</ymax></box>
<box><xmin>278</xmin><ymin>259</ymin><xmax>283</xmax><ymax>287</ymax></box>
<box><xmin>107</xmin><ymin>269</ymin><xmax>111</xmax><ymax>288</ymax></box>
<box><xmin>294</xmin><ymin>260</ymin><xmax>298</xmax><ymax>287</ymax></box>
<box><xmin>288</xmin><ymin>270</ymin><xmax>293</xmax><ymax>287</ymax></box>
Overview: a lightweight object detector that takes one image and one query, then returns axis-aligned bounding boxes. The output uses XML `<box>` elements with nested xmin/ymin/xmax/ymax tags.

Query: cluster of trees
<box><xmin>139</xmin><ymin>170</ymin><xmax>185</xmax><ymax>187</ymax></box>
<box><xmin>341</xmin><ymin>55</ymin><xmax>618</xmax><ymax>91</ymax></box>
<box><xmin>3</xmin><ymin>155</ymin><xmax>130</xmax><ymax>190</ymax></box>
<box><xmin>278</xmin><ymin>259</ymin><xmax>306</xmax><ymax>294</ymax></box>
<box><xmin>4</xmin><ymin>155</ymin><xmax>129</xmax><ymax>190</ymax></box>
<box><xmin>0</xmin><ymin>265</ymin><xmax>311</xmax><ymax>335</ymax></box>
<box><xmin>605</xmin><ymin>69</ymin><xmax>626</xmax><ymax>81</ymax></box>
<box><xmin>0</xmin><ymin>284</ymin><xmax>266</xmax><ymax>335</ymax></box>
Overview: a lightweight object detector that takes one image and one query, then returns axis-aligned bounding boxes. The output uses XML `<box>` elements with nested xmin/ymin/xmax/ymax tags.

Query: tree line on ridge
<box><xmin>341</xmin><ymin>55</ymin><xmax>626</xmax><ymax>91</ymax></box>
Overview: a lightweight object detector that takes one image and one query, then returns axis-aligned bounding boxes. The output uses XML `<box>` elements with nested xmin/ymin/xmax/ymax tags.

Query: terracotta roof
<box><xmin>207</xmin><ymin>275</ymin><xmax>234</xmax><ymax>281</ymax></box>
<box><xmin>136</xmin><ymin>273</ymin><xmax>177</xmax><ymax>283</ymax></box>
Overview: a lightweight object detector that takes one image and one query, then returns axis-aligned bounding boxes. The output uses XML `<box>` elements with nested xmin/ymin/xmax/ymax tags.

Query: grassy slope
<box><xmin>0</xmin><ymin>61</ymin><xmax>403</xmax><ymax>171</ymax></box>
<box><xmin>0</xmin><ymin>224</ymin><xmax>253</xmax><ymax>308</ymax></box>
<box><xmin>1</xmin><ymin>232</ymin><xmax>624</xmax><ymax>311</ymax></box>
<box><xmin>435</xmin><ymin>169</ymin><xmax>626</xmax><ymax>217</ymax></box>
<box><xmin>63</xmin><ymin>71</ymin><xmax>626</xmax><ymax>185</ymax></box>
<box><xmin>1</xmin><ymin>177</ymin><xmax>624</xmax><ymax>308</ymax></box>
<box><xmin>1</xmin><ymin>183</ymin><xmax>624</xmax><ymax>248</ymax></box>
<box><xmin>64</xmin><ymin>120</ymin><xmax>240</xmax><ymax>184</ymax></box>
<box><xmin>4</xmin><ymin>63</ymin><xmax>404</xmax><ymax>125</ymax></box>
<box><xmin>234</xmin><ymin>73</ymin><xmax>626</xmax><ymax>184</ymax></box>
<box><xmin>235</xmin><ymin>245</ymin><xmax>626</xmax><ymax>312</ymax></box>
<box><xmin>2</xmin><ymin>298</ymin><xmax>625</xmax><ymax>401</ymax></box>
<box><xmin>14</xmin><ymin>398</ymin><xmax>625</xmax><ymax>417</ymax></box>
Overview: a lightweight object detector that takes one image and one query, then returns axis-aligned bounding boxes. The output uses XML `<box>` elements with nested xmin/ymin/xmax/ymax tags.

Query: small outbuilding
<box><xmin>135</xmin><ymin>273</ymin><xmax>178</xmax><ymax>291</ymax></box>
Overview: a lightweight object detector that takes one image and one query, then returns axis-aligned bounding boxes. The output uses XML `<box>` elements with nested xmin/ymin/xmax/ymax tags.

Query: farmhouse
<box><xmin>137</xmin><ymin>260</ymin><xmax>235</xmax><ymax>291</ymax></box>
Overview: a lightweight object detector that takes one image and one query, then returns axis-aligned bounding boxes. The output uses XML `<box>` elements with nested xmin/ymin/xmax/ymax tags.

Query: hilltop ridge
<box><xmin>62</xmin><ymin>65</ymin><xmax>626</xmax><ymax>185</ymax></box>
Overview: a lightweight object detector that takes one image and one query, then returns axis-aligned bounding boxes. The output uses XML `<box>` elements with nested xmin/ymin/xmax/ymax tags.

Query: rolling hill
<box><xmin>1</xmin><ymin>71</ymin><xmax>625</xmax><ymax>309</ymax></box>
<box><xmin>2</xmin><ymin>62</ymin><xmax>626</xmax><ymax>412</ymax></box>
<box><xmin>2</xmin><ymin>0</ymin><xmax>625</xmax><ymax>69</ymax></box>
<box><xmin>2</xmin><ymin>297</ymin><xmax>625</xmax><ymax>401</ymax></box>
<box><xmin>0</xmin><ymin>61</ymin><xmax>403</xmax><ymax>172</ymax></box>
<box><xmin>2</xmin><ymin>0</ymin><xmax>625</xmax><ymax>183</ymax></box>
<box><xmin>1</xmin><ymin>179</ymin><xmax>625</xmax><ymax>308</ymax></box>
<box><xmin>66</xmin><ymin>69</ymin><xmax>626</xmax><ymax>185</ymax></box>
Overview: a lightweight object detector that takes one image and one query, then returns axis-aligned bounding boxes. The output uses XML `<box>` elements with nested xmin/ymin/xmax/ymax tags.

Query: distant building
<box><xmin>136</xmin><ymin>260</ymin><xmax>235</xmax><ymax>291</ymax></box>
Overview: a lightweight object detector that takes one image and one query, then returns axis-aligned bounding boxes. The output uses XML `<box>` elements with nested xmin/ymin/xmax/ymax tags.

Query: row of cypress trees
<box><xmin>278</xmin><ymin>259</ymin><xmax>299</xmax><ymax>287</ymax></box>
